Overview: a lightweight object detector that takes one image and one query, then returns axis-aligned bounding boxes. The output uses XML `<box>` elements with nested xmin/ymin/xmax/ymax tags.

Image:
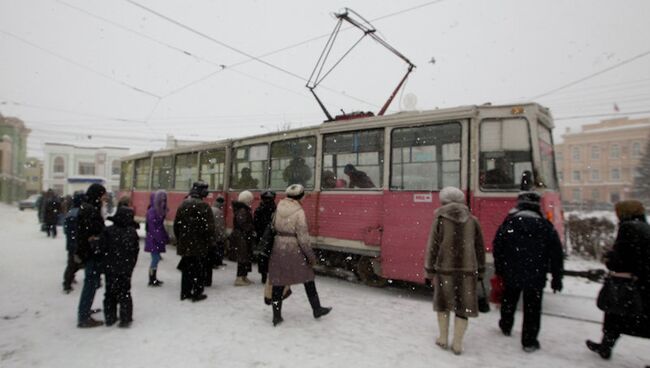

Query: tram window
<box><xmin>390</xmin><ymin>123</ymin><xmax>461</xmax><ymax>191</ymax></box>
<box><xmin>120</xmin><ymin>160</ymin><xmax>134</xmax><ymax>190</ymax></box>
<box><xmin>230</xmin><ymin>144</ymin><xmax>268</xmax><ymax>190</ymax></box>
<box><xmin>537</xmin><ymin>123</ymin><xmax>558</xmax><ymax>189</ymax></box>
<box><xmin>133</xmin><ymin>158</ymin><xmax>151</xmax><ymax>190</ymax></box>
<box><xmin>479</xmin><ymin>118</ymin><xmax>532</xmax><ymax>190</ymax></box>
<box><xmin>270</xmin><ymin>137</ymin><xmax>316</xmax><ymax>190</ymax></box>
<box><xmin>174</xmin><ymin>152</ymin><xmax>198</xmax><ymax>191</ymax></box>
<box><xmin>199</xmin><ymin>149</ymin><xmax>226</xmax><ymax>191</ymax></box>
<box><xmin>151</xmin><ymin>156</ymin><xmax>173</xmax><ymax>190</ymax></box>
<box><xmin>322</xmin><ymin>129</ymin><xmax>383</xmax><ymax>189</ymax></box>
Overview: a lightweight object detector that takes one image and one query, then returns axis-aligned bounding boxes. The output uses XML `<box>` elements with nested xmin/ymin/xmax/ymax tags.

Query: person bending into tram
<box><xmin>145</xmin><ymin>190</ymin><xmax>169</xmax><ymax>287</ymax></box>
<box><xmin>230</xmin><ymin>190</ymin><xmax>256</xmax><ymax>286</ymax></box>
<box><xmin>492</xmin><ymin>187</ymin><xmax>564</xmax><ymax>353</ymax></box>
<box><xmin>424</xmin><ymin>186</ymin><xmax>486</xmax><ymax>355</ymax></box>
<box><xmin>343</xmin><ymin>164</ymin><xmax>375</xmax><ymax>188</ymax></box>
<box><xmin>268</xmin><ymin>184</ymin><xmax>332</xmax><ymax>326</ymax></box>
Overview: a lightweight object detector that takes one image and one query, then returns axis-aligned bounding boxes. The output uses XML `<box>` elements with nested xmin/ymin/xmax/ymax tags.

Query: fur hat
<box><xmin>261</xmin><ymin>190</ymin><xmax>276</xmax><ymax>200</ymax></box>
<box><xmin>615</xmin><ymin>200</ymin><xmax>645</xmax><ymax>221</ymax></box>
<box><xmin>517</xmin><ymin>190</ymin><xmax>541</xmax><ymax>205</ymax></box>
<box><xmin>238</xmin><ymin>190</ymin><xmax>254</xmax><ymax>206</ymax></box>
<box><xmin>285</xmin><ymin>184</ymin><xmax>305</xmax><ymax>198</ymax></box>
<box><xmin>440</xmin><ymin>186</ymin><xmax>465</xmax><ymax>205</ymax></box>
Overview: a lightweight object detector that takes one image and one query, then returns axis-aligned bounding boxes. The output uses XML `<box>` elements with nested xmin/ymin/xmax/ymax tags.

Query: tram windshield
<box><xmin>479</xmin><ymin>118</ymin><xmax>533</xmax><ymax>190</ymax></box>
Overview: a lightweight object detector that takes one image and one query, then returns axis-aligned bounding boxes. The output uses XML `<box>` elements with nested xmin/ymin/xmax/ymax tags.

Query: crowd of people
<box><xmin>37</xmin><ymin>174</ymin><xmax>648</xmax><ymax>364</ymax></box>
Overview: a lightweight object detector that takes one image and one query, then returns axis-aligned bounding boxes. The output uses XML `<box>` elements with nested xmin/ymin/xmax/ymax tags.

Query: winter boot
<box><xmin>148</xmin><ymin>268</ymin><xmax>163</xmax><ymax>287</ymax></box>
<box><xmin>306</xmin><ymin>285</ymin><xmax>332</xmax><ymax>319</ymax></box>
<box><xmin>586</xmin><ymin>334</ymin><xmax>617</xmax><ymax>360</ymax></box>
<box><xmin>77</xmin><ymin>317</ymin><xmax>104</xmax><ymax>328</ymax></box>
<box><xmin>234</xmin><ymin>277</ymin><xmax>249</xmax><ymax>286</ymax></box>
<box><xmin>242</xmin><ymin>276</ymin><xmax>254</xmax><ymax>285</ymax></box>
<box><xmin>451</xmin><ymin>316</ymin><xmax>468</xmax><ymax>355</ymax></box>
<box><xmin>272</xmin><ymin>300</ymin><xmax>283</xmax><ymax>327</ymax></box>
<box><xmin>436</xmin><ymin>312</ymin><xmax>450</xmax><ymax>349</ymax></box>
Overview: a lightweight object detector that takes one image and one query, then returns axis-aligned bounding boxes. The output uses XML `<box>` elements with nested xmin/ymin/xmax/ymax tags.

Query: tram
<box><xmin>119</xmin><ymin>103</ymin><xmax>563</xmax><ymax>285</ymax></box>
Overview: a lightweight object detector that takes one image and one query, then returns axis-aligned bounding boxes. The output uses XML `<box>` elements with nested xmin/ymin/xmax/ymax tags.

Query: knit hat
<box><xmin>440</xmin><ymin>187</ymin><xmax>465</xmax><ymax>205</ymax></box>
<box><xmin>238</xmin><ymin>190</ymin><xmax>254</xmax><ymax>206</ymax></box>
<box><xmin>615</xmin><ymin>200</ymin><xmax>645</xmax><ymax>221</ymax></box>
<box><xmin>189</xmin><ymin>181</ymin><xmax>209</xmax><ymax>199</ymax></box>
<box><xmin>517</xmin><ymin>190</ymin><xmax>541</xmax><ymax>206</ymax></box>
<box><xmin>285</xmin><ymin>184</ymin><xmax>305</xmax><ymax>198</ymax></box>
<box><xmin>261</xmin><ymin>190</ymin><xmax>276</xmax><ymax>200</ymax></box>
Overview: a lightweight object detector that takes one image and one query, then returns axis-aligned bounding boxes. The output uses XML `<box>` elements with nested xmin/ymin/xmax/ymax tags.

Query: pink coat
<box><xmin>268</xmin><ymin>198</ymin><xmax>316</xmax><ymax>286</ymax></box>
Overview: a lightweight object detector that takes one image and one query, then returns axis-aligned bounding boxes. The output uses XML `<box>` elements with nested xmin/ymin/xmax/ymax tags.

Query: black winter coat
<box><xmin>173</xmin><ymin>196</ymin><xmax>214</xmax><ymax>258</ymax></box>
<box><xmin>43</xmin><ymin>195</ymin><xmax>62</xmax><ymax>225</ymax></box>
<box><xmin>254</xmin><ymin>200</ymin><xmax>276</xmax><ymax>243</ymax></box>
<box><xmin>99</xmin><ymin>209</ymin><xmax>140</xmax><ymax>275</ymax></box>
<box><xmin>75</xmin><ymin>201</ymin><xmax>105</xmax><ymax>263</ymax></box>
<box><xmin>229</xmin><ymin>201</ymin><xmax>255</xmax><ymax>263</ymax></box>
<box><xmin>493</xmin><ymin>205</ymin><xmax>564</xmax><ymax>289</ymax></box>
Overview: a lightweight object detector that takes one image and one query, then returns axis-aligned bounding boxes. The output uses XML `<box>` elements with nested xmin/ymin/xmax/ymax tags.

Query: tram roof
<box><xmin>120</xmin><ymin>102</ymin><xmax>551</xmax><ymax>161</ymax></box>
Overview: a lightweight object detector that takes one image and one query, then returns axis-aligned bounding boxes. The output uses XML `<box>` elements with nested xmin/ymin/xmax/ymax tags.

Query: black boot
<box><xmin>149</xmin><ymin>269</ymin><xmax>163</xmax><ymax>287</ymax></box>
<box><xmin>272</xmin><ymin>300</ymin><xmax>283</xmax><ymax>326</ymax></box>
<box><xmin>586</xmin><ymin>333</ymin><xmax>617</xmax><ymax>360</ymax></box>
<box><xmin>305</xmin><ymin>282</ymin><xmax>332</xmax><ymax>319</ymax></box>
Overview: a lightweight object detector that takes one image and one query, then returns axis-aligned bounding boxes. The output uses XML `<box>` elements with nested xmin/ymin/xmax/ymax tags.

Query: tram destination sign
<box><xmin>413</xmin><ymin>193</ymin><xmax>432</xmax><ymax>203</ymax></box>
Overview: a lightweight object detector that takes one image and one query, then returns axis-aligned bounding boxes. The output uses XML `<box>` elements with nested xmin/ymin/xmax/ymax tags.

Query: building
<box><xmin>42</xmin><ymin>143</ymin><xmax>129</xmax><ymax>195</ymax></box>
<box><xmin>556</xmin><ymin>116</ymin><xmax>650</xmax><ymax>206</ymax></box>
<box><xmin>24</xmin><ymin>157</ymin><xmax>43</xmax><ymax>196</ymax></box>
<box><xmin>0</xmin><ymin>114</ymin><xmax>30</xmax><ymax>203</ymax></box>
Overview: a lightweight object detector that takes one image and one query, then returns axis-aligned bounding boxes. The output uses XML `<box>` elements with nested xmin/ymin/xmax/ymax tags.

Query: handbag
<box><xmin>597</xmin><ymin>275</ymin><xmax>644</xmax><ymax>316</ymax></box>
<box><xmin>478</xmin><ymin>279</ymin><xmax>490</xmax><ymax>313</ymax></box>
<box><xmin>489</xmin><ymin>274</ymin><xmax>504</xmax><ymax>304</ymax></box>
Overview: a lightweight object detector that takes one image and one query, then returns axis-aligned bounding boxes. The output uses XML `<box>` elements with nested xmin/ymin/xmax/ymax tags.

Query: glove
<box><xmin>551</xmin><ymin>278</ymin><xmax>563</xmax><ymax>293</ymax></box>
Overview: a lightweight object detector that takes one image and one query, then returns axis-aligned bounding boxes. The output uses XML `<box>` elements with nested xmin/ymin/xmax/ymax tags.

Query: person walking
<box><xmin>424</xmin><ymin>186</ymin><xmax>486</xmax><ymax>355</ymax></box>
<box><xmin>254</xmin><ymin>190</ymin><xmax>276</xmax><ymax>284</ymax></box>
<box><xmin>99</xmin><ymin>206</ymin><xmax>140</xmax><ymax>328</ymax></box>
<box><xmin>62</xmin><ymin>191</ymin><xmax>85</xmax><ymax>293</ymax></box>
<box><xmin>75</xmin><ymin>183</ymin><xmax>108</xmax><ymax>328</ymax></box>
<box><xmin>268</xmin><ymin>184</ymin><xmax>331</xmax><ymax>326</ymax></box>
<box><xmin>145</xmin><ymin>190</ymin><xmax>169</xmax><ymax>287</ymax></box>
<box><xmin>230</xmin><ymin>190</ymin><xmax>256</xmax><ymax>286</ymax></box>
<box><xmin>173</xmin><ymin>182</ymin><xmax>214</xmax><ymax>302</ymax></box>
<box><xmin>493</xmin><ymin>189</ymin><xmax>564</xmax><ymax>352</ymax></box>
<box><xmin>211</xmin><ymin>196</ymin><xmax>227</xmax><ymax>269</ymax></box>
<box><xmin>586</xmin><ymin>200</ymin><xmax>650</xmax><ymax>360</ymax></box>
<box><xmin>43</xmin><ymin>189</ymin><xmax>62</xmax><ymax>238</ymax></box>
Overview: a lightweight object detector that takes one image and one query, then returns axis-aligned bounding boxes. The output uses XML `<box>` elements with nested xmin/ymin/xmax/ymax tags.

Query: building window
<box><xmin>556</xmin><ymin>152</ymin><xmax>563</xmax><ymax>162</ymax></box>
<box><xmin>591</xmin><ymin>146</ymin><xmax>600</xmax><ymax>160</ymax></box>
<box><xmin>557</xmin><ymin>171</ymin><xmax>563</xmax><ymax>181</ymax></box>
<box><xmin>572</xmin><ymin>147</ymin><xmax>581</xmax><ymax>161</ymax></box>
<box><xmin>610</xmin><ymin>168</ymin><xmax>621</xmax><ymax>181</ymax></box>
<box><xmin>610</xmin><ymin>144</ymin><xmax>620</xmax><ymax>159</ymax></box>
<box><xmin>610</xmin><ymin>192</ymin><xmax>620</xmax><ymax>203</ymax></box>
<box><xmin>53</xmin><ymin>184</ymin><xmax>64</xmax><ymax>195</ymax></box>
<box><xmin>111</xmin><ymin>160</ymin><xmax>120</xmax><ymax>176</ymax></box>
<box><xmin>591</xmin><ymin>189</ymin><xmax>599</xmax><ymax>201</ymax></box>
<box><xmin>590</xmin><ymin>169</ymin><xmax>600</xmax><ymax>181</ymax></box>
<box><xmin>632</xmin><ymin>142</ymin><xmax>642</xmax><ymax>157</ymax></box>
<box><xmin>78</xmin><ymin>162</ymin><xmax>95</xmax><ymax>175</ymax></box>
<box><xmin>572</xmin><ymin>188</ymin><xmax>581</xmax><ymax>202</ymax></box>
<box><xmin>572</xmin><ymin>170</ymin><xmax>581</xmax><ymax>182</ymax></box>
<box><xmin>53</xmin><ymin>156</ymin><xmax>65</xmax><ymax>173</ymax></box>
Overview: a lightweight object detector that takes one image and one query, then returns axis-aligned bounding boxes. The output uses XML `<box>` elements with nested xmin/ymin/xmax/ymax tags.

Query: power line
<box><xmin>530</xmin><ymin>49</ymin><xmax>650</xmax><ymax>100</ymax></box>
<box><xmin>0</xmin><ymin>29</ymin><xmax>161</xmax><ymax>99</ymax></box>
<box><xmin>0</xmin><ymin>99</ymin><xmax>149</xmax><ymax>123</ymax></box>
<box><xmin>554</xmin><ymin>109</ymin><xmax>650</xmax><ymax>121</ymax></box>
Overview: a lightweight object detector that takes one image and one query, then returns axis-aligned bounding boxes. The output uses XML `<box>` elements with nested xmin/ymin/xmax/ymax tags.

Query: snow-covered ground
<box><xmin>1</xmin><ymin>204</ymin><xmax>648</xmax><ymax>368</ymax></box>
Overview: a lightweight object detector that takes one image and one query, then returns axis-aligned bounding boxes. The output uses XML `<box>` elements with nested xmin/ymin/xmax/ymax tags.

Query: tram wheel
<box><xmin>356</xmin><ymin>256</ymin><xmax>388</xmax><ymax>288</ymax></box>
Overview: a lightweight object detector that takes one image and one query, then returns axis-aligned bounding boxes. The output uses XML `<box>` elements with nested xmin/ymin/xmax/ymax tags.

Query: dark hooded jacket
<box><xmin>75</xmin><ymin>184</ymin><xmax>107</xmax><ymax>263</ymax></box>
<box><xmin>254</xmin><ymin>198</ymin><xmax>276</xmax><ymax>242</ymax></box>
<box><xmin>99</xmin><ymin>207</ymin><xmax>140</xmax><ymax>275</ymax></box>
<box><xmin>173</xmin><ymin>188</ymin><xmax>214</xmax><ymax>258</ymax></box>
<box><xmin>493</xmin><ymin>194</ymin><xmax>564</xmax><ymax>289</ymax></box>
<box><xmin>229</xmin><ymin>201</ymin><xmax>256</xmax><ymax>263</ymax></box>
<box><xmin>63</xmin><ymin>192</ymin><xmax>85</xmax><ymax>252</ymax></box>
<box><xmin>43</xmin><ymin>191</ymin><xmax>62</xmax><ymax>225</ymax></box>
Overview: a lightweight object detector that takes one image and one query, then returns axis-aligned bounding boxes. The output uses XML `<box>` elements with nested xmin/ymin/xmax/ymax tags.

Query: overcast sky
<box><xmin>1</xmin><ymin>0</ymin><xmax>649</xmax><ymax>158</ymax></box>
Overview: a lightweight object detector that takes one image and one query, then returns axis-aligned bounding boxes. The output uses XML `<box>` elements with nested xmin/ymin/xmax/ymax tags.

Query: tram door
<box><xmin>381</xmin><ymin>122</ymin><xmax>466</xmax><ymax>283</ymax></box>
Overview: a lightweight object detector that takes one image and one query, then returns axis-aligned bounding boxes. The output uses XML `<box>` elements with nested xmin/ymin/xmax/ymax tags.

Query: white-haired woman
<box><xmin>424</xmin><ymin>186</ymin><xmax>486</xmax><ymax>355</ymax></box>
<box><xmin>230</xmin><ymin>190</ymin><xmax>256</xmax><ymax>286</ymax></box>
<box><xmin>268</xmin><ymin>184</ymin><xmax>331</xmax><ymax>326</ymax></box>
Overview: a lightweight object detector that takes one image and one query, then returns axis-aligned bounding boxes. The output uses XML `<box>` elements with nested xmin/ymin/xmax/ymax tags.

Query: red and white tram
<box><xmin>119</xmin><ymin>103</ymin><xmax>563</xmax><ymax>285</ymax></box>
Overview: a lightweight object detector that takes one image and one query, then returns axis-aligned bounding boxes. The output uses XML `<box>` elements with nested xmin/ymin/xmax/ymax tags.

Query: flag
<box><xmin>613</xmin><ymin>103</ymin><xmax>620</xmax><ymax>112</ymax></box>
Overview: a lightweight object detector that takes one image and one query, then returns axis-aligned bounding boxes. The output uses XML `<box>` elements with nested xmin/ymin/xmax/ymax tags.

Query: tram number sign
<box><xmin>413</xmin><ymin>193</ymin><xmax>432</xmax><ymax>203</ymax></box>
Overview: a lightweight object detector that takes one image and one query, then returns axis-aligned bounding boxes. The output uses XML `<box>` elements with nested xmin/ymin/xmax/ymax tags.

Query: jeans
<box><xmin>63</xmin><ymin>250</ymin><xmax>82</xmax><ymax>290</ymax></box>
<box><xmin>78</xmin><ymin>259</ymin><xmax>101</xmax><ymax>322</ymax></box>
<box><xmin>150</xmin><ymin>252</ymin><xmax>161</xmax><ymax>269</ymax></box>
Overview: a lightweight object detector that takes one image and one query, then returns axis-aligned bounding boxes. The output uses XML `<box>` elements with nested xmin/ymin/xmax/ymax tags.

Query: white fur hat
<box><xmin>238</xmin><ymin>190</ymin><xmax>254</xmax><ymax>206</ymax></box>
<box><xmin>440</xmin><ymin>186</ymin><xmax>465</xmax><ymax>205</ymax></box>
<box><xmin>285</xmin><ymin>184</ymin><xmax>305</xmax><ymax>198</ymax></box>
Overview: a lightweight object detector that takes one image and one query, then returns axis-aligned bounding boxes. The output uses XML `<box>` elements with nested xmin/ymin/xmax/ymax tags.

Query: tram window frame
<box><xmin>537</xmin><ymin>122</ymin><xmax>558</xmax><ymax>189</ymax></box>
<box><xmin>321</xmin><ymin>129</ymin><xmax>384</xmax><ymax>190</ymax></box>
<box><xmin>133</xmin><ymin>158</ymin><xmax>151</xmax><ymax>190</ymax></box>
<box><xmin>173</xmin><ymin>152</ymin><xmax>199</xmax><ymax>191</ymax></box>
<box><xmin>151</xmin><ymin>156</ymin><xmax>173</xmax><ymax>190</ymax></box>
<box><xmin>390</xmin><ymin>122</ymin><xmax>462</xmax><ymax>191</ymax></box>
<box><xmin>119</xmin><ymin>160</ymin><xmax>134</xmax><ymax>190</ymax></box>
<box><xmin>230</xmin><ymin>144</ymin><xmax>269</xmax><ymax>191</ymax></box>
<box><xmin>199</xmin><ymin>149</ymin><xmax>226</xmax><ymax>191</ymax></box>
<box><xmin>479</xmin><ymin>117</ymin><xmax>533</xmax><ymax>191</ymax></box>
<box><xmin>270</xmin><ymin>136</ymin><xmax>316</xmax><ymax>190</ymax></box>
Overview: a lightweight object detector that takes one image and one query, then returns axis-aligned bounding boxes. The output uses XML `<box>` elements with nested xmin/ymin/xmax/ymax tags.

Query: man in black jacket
<box><xmin>174</xmin><ymin>182</ymin><xmax>214</xmax><ymax>302</ymax></box>
<box><xmin>493</xmin><ymin>189</ymin><xmax>564</xmax><ymax>352</ymax></box>
<box><xmin>75</xmin><ymin>183</ymin><xmax>107</xmax><ymax>328</ymax></box>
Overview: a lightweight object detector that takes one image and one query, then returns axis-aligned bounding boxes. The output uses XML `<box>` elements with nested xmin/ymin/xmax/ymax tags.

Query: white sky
<box><xmin>1</xmin><ymin>0</ymin><xmax>649</xmax><ymax>158</ymax></box>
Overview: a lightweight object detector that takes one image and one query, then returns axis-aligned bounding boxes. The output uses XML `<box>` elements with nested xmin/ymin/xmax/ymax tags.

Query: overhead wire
<box><xmin>554</xmin><ymin>109</ymin><xmax>650</xmax><ymax>121</ymax></box>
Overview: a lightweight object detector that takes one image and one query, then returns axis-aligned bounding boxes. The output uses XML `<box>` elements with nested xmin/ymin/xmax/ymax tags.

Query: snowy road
<box><xmin>0</xmin><ymin>204</ymin><xmax>648</xmax><ymax>368</ymax></box>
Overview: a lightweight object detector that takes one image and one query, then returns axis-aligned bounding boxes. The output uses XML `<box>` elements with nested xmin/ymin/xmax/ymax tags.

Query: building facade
<box><xmin>556</xmin><ymin>116</ymin><xmax>650</xmax><ymax>206</ymax></box>
<box><xmin>42</xmin><ymin>143</ymin><xmax>129</xmax><ymax>195</ymax></box>
<box><xmin>0</xmin><ymin>114</ymin><xmax>30</xmax><ymax>203</ymax></box>
<box><xmin>24</xmin><ymin>157</ymin><xmax>43</xmax><ymax>196</ymax></box>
